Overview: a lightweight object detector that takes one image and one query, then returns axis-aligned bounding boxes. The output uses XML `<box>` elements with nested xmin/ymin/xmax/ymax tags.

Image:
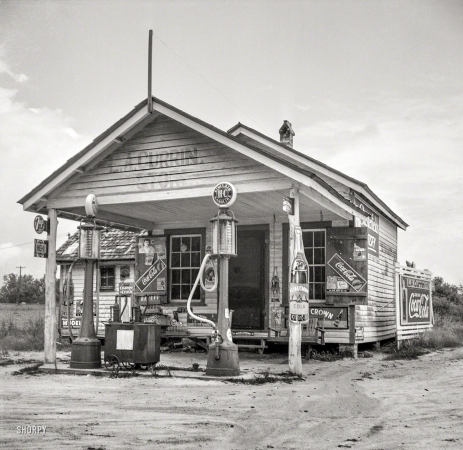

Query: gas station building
<box><xmin>19</xmin><ymin>96</ymin><xmax>433</xmax><ymax>361</ymax></box>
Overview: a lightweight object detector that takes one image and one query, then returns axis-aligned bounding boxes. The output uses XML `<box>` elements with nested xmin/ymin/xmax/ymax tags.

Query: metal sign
<box><xmin>135</xmin><ymin>258</ymin><xmax>167</xmax><ymax>293</ymax></box>
<box><xmin>212</xmin><ymin>182</ymin><xmax>237</xmax><ymax>208</ymax></box>
<box><xmin>34</xmin><ymin>216</ymin><xmax>47</xmax><ymax>234</ymax></box>
<box><xmin>310</xmin><ymin>306</ymin><xmax>348</xmax><ymax>329</ymax></box>
<box><xmin>351</xmin><ymin>192</ymin><xmax>380</xmax><ymax>257</ymax></box>
<box><xmin>327</xmin><ymin>253</ymin><xmax>367</xmax><ymax>292</ymax></box>
<box><xmin>119</xmin><ymin>283</ymin><xmax>134</xmax><ymax>295</ymax></box>
<box><xmin>34</xmin><ymin>239</ymin><xmax>49</xmax><ymax>258</ymax></box>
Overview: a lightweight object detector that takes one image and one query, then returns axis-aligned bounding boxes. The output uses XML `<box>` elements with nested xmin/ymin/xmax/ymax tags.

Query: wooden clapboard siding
<box><xmin>354</xmin><ymin>213</ymin><xmax>399</xmax><ymax>342</ymax></box>
<box><xmin>55</xmin><ymin>115</ymin><xmax>287</xmax><ymax>201</ymax></box>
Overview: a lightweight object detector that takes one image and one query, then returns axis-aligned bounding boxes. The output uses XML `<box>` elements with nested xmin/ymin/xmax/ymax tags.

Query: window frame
<box><xmin>168</xmin><ymin>232</ymin><xmax>204</xmax><ymax>304</ymax></box>
<box><xmin>99</xmin><ymin>265</ymin><xmax>116</xmax><ymax>292</ymax></box>
<box><xmin>301</xmin><ymin>228</ymin><xmax>326</xmax><ymax>301</ymax></box>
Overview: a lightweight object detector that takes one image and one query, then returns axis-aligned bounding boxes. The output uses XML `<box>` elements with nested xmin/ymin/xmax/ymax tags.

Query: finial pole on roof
<box><xmin>148</xmin><ymin>30</ymin><xmax>153</xmax><ymax>113</ymax></box>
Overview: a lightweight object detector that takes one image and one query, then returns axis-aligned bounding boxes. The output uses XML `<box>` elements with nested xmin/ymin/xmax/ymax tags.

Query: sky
<box><xmin>0</xmin><ymin>0</ymin><xmax>462</xmax><ymax>285</ymax></box>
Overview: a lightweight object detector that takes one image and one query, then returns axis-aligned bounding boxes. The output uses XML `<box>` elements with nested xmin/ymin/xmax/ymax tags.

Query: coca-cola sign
<box><xmin>327</xmin><ymin>254</ymin><xmax>367</xmax><ymax>292</ymax></box>
<box><xmin>400</xmin><ymin>276</ymin><xmax>431</xmax><ymax>325</ymax></box>
<box><xmin>289</xmin><ymin>283</ymin><xmax>309</xmax><ymax>323</ymax></box>
<box><xmin>135</xmin><ymin>259</ymin><xmax>167</xmax><ymax>293</ymax></box>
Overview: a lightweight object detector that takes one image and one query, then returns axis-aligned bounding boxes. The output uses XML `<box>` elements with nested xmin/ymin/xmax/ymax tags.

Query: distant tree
<box><xmin>433</xmin><ymin>276</ymin><xmax>463</xmax><ymax>304</ymax></box>
<box><xmin>0</xmin><ymin>273</ymin><xmax>46</xmax><ymax>304</ymax></box>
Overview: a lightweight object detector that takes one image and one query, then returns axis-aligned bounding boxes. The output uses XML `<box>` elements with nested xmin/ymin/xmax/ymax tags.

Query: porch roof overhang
<box><xmin>18</xmin><ymin>97</ymin><xmax>369</xmax><ymax>230</ymax></box>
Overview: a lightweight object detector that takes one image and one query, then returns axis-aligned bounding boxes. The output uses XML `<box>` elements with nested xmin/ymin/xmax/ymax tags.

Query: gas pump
<box><xmin>70</xmin><ymin>194</ymin><xmax>103</xmax><ymax>369</ymax></box>
<box><xmin>186</xmin><ymin>182</ymin><xmax>240</xmax><ymax>377</ymax></box>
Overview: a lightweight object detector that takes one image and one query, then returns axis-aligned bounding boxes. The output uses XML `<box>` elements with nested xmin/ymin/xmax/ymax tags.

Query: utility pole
<box><xmin>16</xmin><ymin>266</ymin><xmax>26</xmax><ymax>305</ymax></box>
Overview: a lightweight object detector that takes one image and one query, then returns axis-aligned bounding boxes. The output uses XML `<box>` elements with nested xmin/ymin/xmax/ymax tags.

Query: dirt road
<box><xmin>1</xmin><ymin>347</ymin><xmax>462</xmax><ymax>449</ymax></box>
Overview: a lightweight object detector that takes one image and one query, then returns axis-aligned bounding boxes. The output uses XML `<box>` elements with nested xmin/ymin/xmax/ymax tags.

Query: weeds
<box><xmin>225</xmin><ymin>370</ymin><xmax>304</xmax><ymax>384</ymax></box>
<box><xmin>0</xmin><ymin>314</ymin><xmax>44</xmax><ymax>352</ymax></box>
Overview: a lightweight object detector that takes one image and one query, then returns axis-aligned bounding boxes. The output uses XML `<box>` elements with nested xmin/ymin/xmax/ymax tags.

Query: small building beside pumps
<box><xmin>19</xmin><ymin>96</ymin><xmax>433</xmax><ymax>356</ymax></box>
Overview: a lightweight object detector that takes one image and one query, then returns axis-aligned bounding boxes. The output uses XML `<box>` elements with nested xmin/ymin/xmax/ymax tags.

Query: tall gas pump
<box><xmin>186</xmin><ymin>182</ymin><xmax>240</xmax><ymax>377</ymax></box>
<box><xmin>70</xmin><ymin>194</ymin><xmax>103</xmax><ymax>369</ymax></box>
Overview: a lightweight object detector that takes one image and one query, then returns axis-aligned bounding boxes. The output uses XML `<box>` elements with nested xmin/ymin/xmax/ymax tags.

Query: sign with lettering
<box><xmin>289</xmin><ymin>283</ymin><xmax>309</xmax><ymax>323</ymax></box>
<box><xmin>400</xmin><ymin>276</ymin><xmax>431</xmax><ymax>325</ymax></box>
<box><xmin>351</xmin><ymin>192</ymin><xmax>380</xmax><ymax>257</ymax></box>
<box><xmin>327</xmin><ymin>254</ymin><xmax>367</xmax><ymax>292</ymax></box>
<box><xmin>309</xmin><ymin>306</ymin><xmax>348</xmax><ymax>329</ymax></box>
<box><xmin>135</xmin><ymin>236</ymin><xmax>167</xmax><ymax>295</ymax></box>
<box><xmin>135</xmin><ymin>258</ymin><xmax>167</xmax><ymax>293</ymax></box>
<box><xmin>34</xmin><ymin>215</ymin><xmax>48</xmax><ymax>234</ymax></box>
<box><xmin>34</xmin><ymin>239</ymin><xmax>48</xmax><ymax>258</ymax></box>
<box><xmin>119</xmin><ymin>283</ymin><xmax>134</xmax><ymax>295</ymax></box>
<box><xmin>212</xmin><ymin>182</ymin><xmax>237</xmax><ymax>208</ymax></box>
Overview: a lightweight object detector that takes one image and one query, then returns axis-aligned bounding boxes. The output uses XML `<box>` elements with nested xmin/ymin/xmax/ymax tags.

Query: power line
<box><xmin>0</xmin><ymin>233</ymin><xmax>71</xmax><ymax>251</ymax></box>
<box><xmin>151</xmin><ymin>30</ymin><xmax>271</xmax><ymax>135</ymax></box>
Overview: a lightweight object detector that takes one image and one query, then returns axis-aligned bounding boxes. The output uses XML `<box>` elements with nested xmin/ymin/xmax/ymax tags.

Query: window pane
<box><xmin>181</xmin><ymin>284</ymin><xmax>191</xmax><ymax>299</ymax></box>
<box><xmin>191</xmin><ymin>252</ymin><xmax>201</xmax><ymax>267</ymax></box>
<box><xmin>314</xmin><ymin>231</ymin><xmax>324</xmax><ymax>247</ymax></box>
<box><xmin>191</xmin><ymin>236</ymin><xmax>201</xmax><ymax>251</ymax></box>
<box><xmin>192</xmin><ymin>268</ymin><xmax>199</xmax><ymax>281</ymax></box>
<box><xmin>306</xmin><ymin>249</ymin><xmax>314</xmax><ymax>265</ymax></box>
<box><xmin>181</xmin><ymin>252</ymin><xmax>190</xmax><ymax>267</ymax></box>
<box><xmin>314</xmin><ymin>248</ymin><xmax>325</xmax><ymax>265</ymax></box>
<box><xmin>309</xmin><ymin>283</ymin><xmax>314</xmax><ymax>299</ymax></box>
<box><xmin>315</xmin><ymin>283</ymin><xmax>323</xmax><ymax>299</ymax></box>
<box><xmin>171</xmin><ymin>253</ymin><xmax>180</xmax><ymax>267</ymax></box>
<box><xmin>172</xmin><ymin>238</ymin><xmax>180</xmax><ymax>252</ymax></box>
<box><xmin>193</xmin><ymin>285</ymin><xmax>201</xmax><ymax>300</ymax></box>
<box><xmin>303</xmin><ymin>232</ymin><xmax>313</xmax><ymax>248</ymax></box>
<box><xmin>171</xmin><ymin>269</ymin><xmax>180</xmax><ymax>284</ymax></box>
<box><xmin>181</xmin><ymin>238</ymin><xmax>190</xmax><ymax>252</ymax></box>
<box><xmin>171</xmin><ymin>285</ymin><xmax>180</xmax><ymax>300</ymax></box>
<box><xmin>314</xmin><ymin>266</ymin><xmax>324</xmax><ymax>283</ymax></box>
<box><xmin>182</xmin><ymin>269</ymin><xmax>191</xmax><ymax>284</ymax></box>
<box><xmin>309</xmin><ymin>266</ymin><xmax>315</xmax><ymax>283</ymax></box>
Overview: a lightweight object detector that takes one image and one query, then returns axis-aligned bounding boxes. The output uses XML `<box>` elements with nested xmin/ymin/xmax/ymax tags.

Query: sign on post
<box><xmin>34</xmin><ymin>215</ymin><xmax>48</xmax><ymax>234</ymax></box>
<box><xmin>34</xmin><ymin>239</ymin><xmax>49</xmax><ymax>258</ymax></box>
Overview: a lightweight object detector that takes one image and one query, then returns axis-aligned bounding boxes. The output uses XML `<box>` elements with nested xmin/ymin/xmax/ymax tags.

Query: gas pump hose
<box><xmin>187</xmin><ymin>254</ymin><xmax>221</xmax><ymax>358</ymax></box>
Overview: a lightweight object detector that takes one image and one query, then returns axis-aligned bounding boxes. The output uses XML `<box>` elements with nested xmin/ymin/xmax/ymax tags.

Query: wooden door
<box><xmin>229</xmin><ymin>229</ymin><xmax>266</xmax><ymax>330</ymax></box>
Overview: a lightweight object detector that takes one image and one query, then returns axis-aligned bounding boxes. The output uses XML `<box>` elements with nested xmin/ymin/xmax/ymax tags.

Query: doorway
<box><xmin>228</xmin><ymin>227</ymin><xmax>267</xmax><ymax>330</ymax></box>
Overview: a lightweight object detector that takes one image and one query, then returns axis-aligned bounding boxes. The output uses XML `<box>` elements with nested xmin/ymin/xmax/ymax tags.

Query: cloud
<box><xmin>0</xmin><ymin>52</ymin><xmax>29</xmax><ymax>84</ymax></box>
<box><xmin>0</xmin><ymin>59</ymin><xmax>90</xmax><ymax>279</ymax></box>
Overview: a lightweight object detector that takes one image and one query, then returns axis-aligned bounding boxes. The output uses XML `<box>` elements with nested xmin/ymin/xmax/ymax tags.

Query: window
<box><xmin>170</xmin><ymin>235</ymin><xmax>201</xmax><ymax>301</ymax></box>
<box><xmin>100</xmin><ymin>266</ymin><xmax>115</xmax><ymax>291</ymax></box>
<box><xmin>302</xmin><ymin>230</ymin><xmax>326</xmax><ymax>300</ymax></box>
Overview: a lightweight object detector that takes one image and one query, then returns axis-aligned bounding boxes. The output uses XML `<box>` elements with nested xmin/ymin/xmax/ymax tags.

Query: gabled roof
<box><xmin>228</xmin><ymin>122</ymin><xmax>408</xmax><ymax>230</ymax></box>
<box><xmin>57</xmin><ymin>229</ymin><xmax>136</xmax><ymax>262</ymax></box>
<box><xmin>18</xmin><ymin>95</ymin><xmax>405</xmax><ymax>229</ymax></box>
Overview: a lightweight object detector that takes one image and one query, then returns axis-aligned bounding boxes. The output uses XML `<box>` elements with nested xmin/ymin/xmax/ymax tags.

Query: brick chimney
<box><xmin>279</xmin><ymin>120</ymin><xmax>295</xmax><ymax>147</ymax></box>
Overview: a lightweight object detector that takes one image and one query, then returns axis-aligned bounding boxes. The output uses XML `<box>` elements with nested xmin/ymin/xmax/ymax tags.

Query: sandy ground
<box><xmin>1</xmin><ymin>347</ymin><xmax>462</xmax><ymax>450</ymax></box>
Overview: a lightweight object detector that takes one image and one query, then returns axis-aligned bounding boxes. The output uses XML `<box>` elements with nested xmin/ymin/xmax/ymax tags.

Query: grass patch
<box><xmin>0</xmin><ymin>313</ymin><xmax>45</xmax><ymax>352</ymax></box>
<box><xmin>304</xmin><ymin>346</ymin><xmax>353</xmax><ymax>361</ymax></box>
<box><xmin>384</xmin><ymin>314</ymin><xmax>463</xmax><ymax>360</ymax></box>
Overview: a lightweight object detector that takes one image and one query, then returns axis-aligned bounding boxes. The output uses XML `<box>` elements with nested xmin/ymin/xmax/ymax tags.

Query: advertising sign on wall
<box><xmin>350</xmin><ymin>192</ymin><xmax>380</xmax><ymax>257</ymax></box>
<box><xmin>327</xmin><ymin>254</ymin><xmax>367</xmax><ymax>292</ymax></box>
<box><xmin>400</xmin><ymin>276</ymin><xmax>431</xmax><ymax>325</ymax></box>
<box><xmin>310</xmin><ymin>306</ymin><xmax>348</xmax><ymax>329</ymax></box>
<box><xmin>135</xmin><ymin>236</ymin><xmax>167</xmax><ymax>295</ymax></box>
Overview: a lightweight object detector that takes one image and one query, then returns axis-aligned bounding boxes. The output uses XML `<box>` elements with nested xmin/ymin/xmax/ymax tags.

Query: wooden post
<box><xmin>288</xmin><ymin>188</ymin><xmax>302</xmax><ymax>375</ymax></box>
<box><xmin>44</xmin><ymin>208</ymin><xmax>58</xmax><ymax>365</ymax></box>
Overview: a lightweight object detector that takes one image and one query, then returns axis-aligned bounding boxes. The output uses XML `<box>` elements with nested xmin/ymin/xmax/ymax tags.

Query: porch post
<box><xmin>288</xmin><ymin>188</ymin><xmax>302</xmax><ymax>375</ymax></box>
<box><xmin>44</xmin><ymin>208</ymin><xmax>58</xmax><ymax>365</ymax></box>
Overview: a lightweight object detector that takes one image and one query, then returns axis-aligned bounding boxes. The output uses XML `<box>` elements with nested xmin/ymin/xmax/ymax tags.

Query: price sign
<box><xmin>34</xmin><ymin>239</ymin><xmax>49</xmax><ymax>258</ymax></box>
